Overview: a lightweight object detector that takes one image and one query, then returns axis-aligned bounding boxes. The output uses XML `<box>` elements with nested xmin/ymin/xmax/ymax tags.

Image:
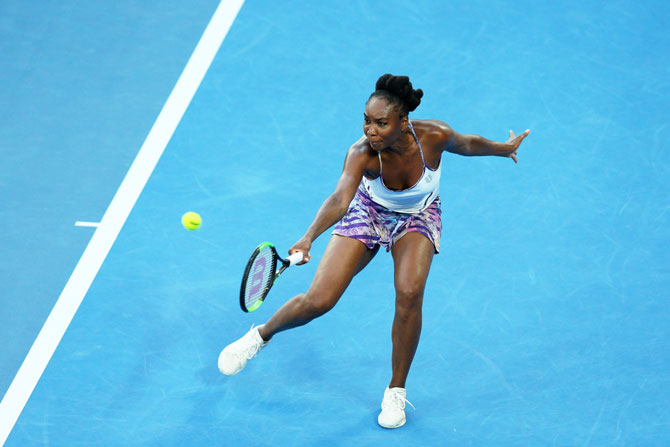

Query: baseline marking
<box><xmin>0</xmin><ymin>0</ymin><xmax>245</xmax><ymax>444</ymax></box>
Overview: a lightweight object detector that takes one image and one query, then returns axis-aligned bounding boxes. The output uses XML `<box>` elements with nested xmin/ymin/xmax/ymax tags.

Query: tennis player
<box><xmin>219</xmin><ymin>74</ymin><xmax>530</xmax><ymax>428</ymax></box>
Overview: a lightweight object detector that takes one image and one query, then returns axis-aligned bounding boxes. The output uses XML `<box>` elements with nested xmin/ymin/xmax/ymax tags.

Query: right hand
<box><xmin>289</xmin><ymin>237</ymin><xmax>312</xmax><ymax>265</ymax></box>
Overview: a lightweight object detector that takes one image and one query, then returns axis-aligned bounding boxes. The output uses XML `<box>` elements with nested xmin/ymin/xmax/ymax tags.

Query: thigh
<box><xmin>307</xmin><ymin>235</ymin><xmax>378</xmax><ymax>301</ymax></box>
<box><xmin>391</xmin><ymin>232</ymin><xmax>435</xmax><ymax>294</ymax></box>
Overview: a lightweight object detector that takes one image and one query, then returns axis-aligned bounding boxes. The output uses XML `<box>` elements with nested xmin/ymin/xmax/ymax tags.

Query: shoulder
<box><xmin>411</xmin><ymin>119</ymin><xmax>454</xmax><ymax>139</ymax></box>
<box><xmin>331</xmin><ymin>136</ymin><xmax>377</xmax><ymax>191</ymax></box>
<box><xmin>346</xmin><ymin>135</ymin><xmax>376</xmax><ymax>164</ymax></box>
<box><xmin>410</xmin><ymin>119</ymin><xmax>455</xmax><ymax>151</ymax></box>
<box><xmin>349</xmin><ymin>134</ymin><xmax>373</xmax><ymax>153</ymax></box>
<box><xmin>345</xmin><ymin>135</ymin><xmax>381</xmax><ymax>177</ymax></box>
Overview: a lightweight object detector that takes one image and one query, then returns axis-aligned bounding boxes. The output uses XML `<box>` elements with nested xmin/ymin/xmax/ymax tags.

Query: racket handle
<box><xmin>286</xmin><ymin>251</ymin><xmax>304</xmax><ymax>266</ymax></box>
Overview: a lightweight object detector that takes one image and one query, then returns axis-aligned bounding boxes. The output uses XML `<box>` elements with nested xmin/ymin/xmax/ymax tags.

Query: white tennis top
<box><xmin>362</xmin><ymin>121</ymin><xmax>441</xmax><ymax>213</ymax></box>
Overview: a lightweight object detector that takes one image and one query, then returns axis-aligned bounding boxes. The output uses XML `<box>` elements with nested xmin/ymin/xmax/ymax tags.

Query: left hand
<box><xmin>505</xmin><ymin>129</ymin><xmax>530</xmax><ymax>163</ymax></box>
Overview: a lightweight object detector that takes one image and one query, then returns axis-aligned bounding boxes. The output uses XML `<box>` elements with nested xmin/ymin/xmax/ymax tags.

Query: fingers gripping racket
<box><xmin>240</xmin><ymin>242</ymin><xmax>303</xmax><ymax>312</ymax></box>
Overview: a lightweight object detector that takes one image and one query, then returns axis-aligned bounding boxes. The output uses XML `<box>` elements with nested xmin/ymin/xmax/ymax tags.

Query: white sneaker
<box><xmin>378</xmin><ymin>387</ymin><xmax>415</xmax><ymax>429</ymax></box>
<box><xmin>218</xmin><ymin>325</ymin><xmax>268</xmax><ymax>376</ymax></box>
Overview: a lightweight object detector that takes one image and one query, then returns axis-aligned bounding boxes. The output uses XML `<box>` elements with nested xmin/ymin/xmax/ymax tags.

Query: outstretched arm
<box><xmin>289</xmin><ymin>143</ymin><xmax>368</xmax><ymax>263</ymax></box>
<box><xmin>444</xmin><ymin>126</ymin><xmax>531</xmax><ymax>163</ymax></box>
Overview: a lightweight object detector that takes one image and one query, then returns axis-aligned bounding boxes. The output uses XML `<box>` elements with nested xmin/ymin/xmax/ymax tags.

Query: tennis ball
<box><xmin>181</xmin><ymin>211</ymin><xmax>201</xmax><ymax>230</ymax></box>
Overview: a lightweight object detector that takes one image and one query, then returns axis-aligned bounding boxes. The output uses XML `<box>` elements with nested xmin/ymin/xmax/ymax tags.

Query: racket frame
<box><xmin>239</xmin><ymin>242</ymin><xmax>303</xmax><ymax>312</ymax></box>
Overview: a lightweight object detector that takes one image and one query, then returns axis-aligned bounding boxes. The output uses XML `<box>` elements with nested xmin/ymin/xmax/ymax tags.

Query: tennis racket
<box><xmin>239</xmin><ymin>242</ymin><xmax>304</xmax><ymax>312</ymax></box>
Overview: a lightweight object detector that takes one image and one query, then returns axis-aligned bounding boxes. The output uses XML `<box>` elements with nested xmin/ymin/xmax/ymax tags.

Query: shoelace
<box><xmin>384</xmin><ymin>390</ymin><xmax>416</xmax><ymax>411</ymax></box>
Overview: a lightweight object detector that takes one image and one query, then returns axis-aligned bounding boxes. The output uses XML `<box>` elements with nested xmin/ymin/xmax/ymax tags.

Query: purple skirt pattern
<box><xmin>332</xmin><ymin>186</ymin><xmax>442</xmax><ymax>253</ymax></box>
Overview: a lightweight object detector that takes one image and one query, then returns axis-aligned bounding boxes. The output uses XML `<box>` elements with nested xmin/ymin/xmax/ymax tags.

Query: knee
<box><xmin>395</xmin><ymin>284</ymin><xmax>424</xmax><ymax>318</ymax></box>
<box><xmin>297</xmin><ymin>291</ymin><xmax>336</xmax><ymax>319</ymax></box>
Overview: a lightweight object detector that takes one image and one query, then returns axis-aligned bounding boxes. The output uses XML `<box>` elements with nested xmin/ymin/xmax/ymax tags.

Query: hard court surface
<box><xmin>1</xmin><ymin>1</ymin><xmax>669</xmax><ymax>445</ymax></box>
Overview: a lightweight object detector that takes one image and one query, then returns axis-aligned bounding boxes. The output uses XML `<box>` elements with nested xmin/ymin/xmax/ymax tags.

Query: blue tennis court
<box><xmin>2</xmin><ymin>0</ymin><xmax>669</xmax><ymax>445</ymax></box>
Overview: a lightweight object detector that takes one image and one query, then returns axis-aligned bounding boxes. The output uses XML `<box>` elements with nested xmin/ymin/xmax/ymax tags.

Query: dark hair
<box><xmin>369</xmin><ymin>74</ymin><xmax>423</xmax><ymax>117</ymax></box>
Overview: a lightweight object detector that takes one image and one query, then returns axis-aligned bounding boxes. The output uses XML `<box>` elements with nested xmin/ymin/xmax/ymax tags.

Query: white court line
<box><xmin>75</xmin><ymin>221</ymin><xmax>100</xmax><ymax>228</ymax></box>
<box><xmin>0</xmin><ymin>0</ymin><xmax>245</xmax><ymax>444</ymax></box>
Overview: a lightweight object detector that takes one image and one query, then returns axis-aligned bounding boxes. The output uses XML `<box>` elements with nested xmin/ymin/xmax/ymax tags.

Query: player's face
<box><xmin>363</xmin><ymin>97</ymin><xmax>404</xmax><ymax>151</ymax></box>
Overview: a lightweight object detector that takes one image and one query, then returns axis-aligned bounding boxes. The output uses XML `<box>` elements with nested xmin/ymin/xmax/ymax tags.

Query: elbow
<box><xmin>330</xmin><ymin>192</ymin><xmax>353</xmax><ymax>217</ymax></box>
<box><xmin>463</xmin><ymin>136</ymin><xmax>484</xmax><ymax>156</ymax></box>
<box><xmin>462</xmin><ymin>142</ymin><xmax>475</xmax><ymax>156</ymax></box>
<box><xmin>455</xmin><ymin>142</ymin><xmax>475</xmax><ymax>157</ymax></box>
<box><xmin>447</xmin><ymin>138</ymin><xmax>474</xmax><ymax>156</ymax></box>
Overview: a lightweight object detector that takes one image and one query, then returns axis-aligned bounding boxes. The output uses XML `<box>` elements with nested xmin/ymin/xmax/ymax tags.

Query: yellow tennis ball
<box><xmin>181</xmin><ymin>211</ymin><xmax>201</xmax><ymax>230</ymax></box>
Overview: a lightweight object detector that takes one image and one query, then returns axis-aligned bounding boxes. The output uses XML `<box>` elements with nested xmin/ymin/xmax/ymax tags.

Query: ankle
<box><xmin>258</xmin><ymin>325</ymin><xmax>271</xmax><ymax>342</ymax></box>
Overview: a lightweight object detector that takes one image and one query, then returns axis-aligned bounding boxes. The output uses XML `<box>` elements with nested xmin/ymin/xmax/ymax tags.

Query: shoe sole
<box><xmin>378</xmin><ymin>417</ymin><xmax>406</xmax><ymax>429</ymax></box>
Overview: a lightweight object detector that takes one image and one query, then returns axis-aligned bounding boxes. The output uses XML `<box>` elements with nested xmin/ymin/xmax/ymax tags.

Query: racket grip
<box><xmin>287</xmin><ymin>251</ymin><xmax>304</xmax><ymax>266</ymax></box>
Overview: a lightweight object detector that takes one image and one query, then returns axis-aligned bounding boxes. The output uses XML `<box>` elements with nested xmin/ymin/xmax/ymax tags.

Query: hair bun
<box><xmin>375</xmin><ymin>74</ymin><xmax>423</xmax><ymax>112</ymax></box>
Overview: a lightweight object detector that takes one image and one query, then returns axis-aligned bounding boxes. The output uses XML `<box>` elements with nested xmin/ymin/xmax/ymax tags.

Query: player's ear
<box><xmin>401</xmin><ymin>115</ymin><xmax>409</xmax><ymax>132</ymax></box>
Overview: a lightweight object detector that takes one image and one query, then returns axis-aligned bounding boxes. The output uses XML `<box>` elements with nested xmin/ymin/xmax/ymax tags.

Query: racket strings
<box><xmin>243</xmin><ymin>247</ymin><xmax>276</xmax><ymax>308</ymax></box>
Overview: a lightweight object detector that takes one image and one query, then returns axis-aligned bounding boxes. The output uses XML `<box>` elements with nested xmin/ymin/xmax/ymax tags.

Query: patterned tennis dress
<box><xmin>332</xmin><ymin>121</ymin><xmax>443</xmax><ymax>253</ymax></box>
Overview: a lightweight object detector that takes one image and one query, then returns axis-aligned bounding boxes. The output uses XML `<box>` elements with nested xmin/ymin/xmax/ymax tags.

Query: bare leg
<box><xmin>388</xmin><ymin>232</ymin><xmax>435</xmax><ymax>388</ymax></box>
<box><xmin>259</xmin><ymin>235</ymin><xmax>379</xmax><ymax>341</ymax></box>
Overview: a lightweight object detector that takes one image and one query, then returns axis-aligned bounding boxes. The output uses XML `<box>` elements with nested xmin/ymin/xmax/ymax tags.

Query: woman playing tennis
<box><xmin>219</xmin><ymin>74</ymin><xmax>530</xmax><ymax>429</ymax></box>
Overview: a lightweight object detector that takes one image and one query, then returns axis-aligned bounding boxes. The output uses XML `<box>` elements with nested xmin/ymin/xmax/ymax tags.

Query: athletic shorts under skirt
<box><xmin>332</xmin><ymin>186</ymin><xmax>442</xmax><ymax>253</ymax></box>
